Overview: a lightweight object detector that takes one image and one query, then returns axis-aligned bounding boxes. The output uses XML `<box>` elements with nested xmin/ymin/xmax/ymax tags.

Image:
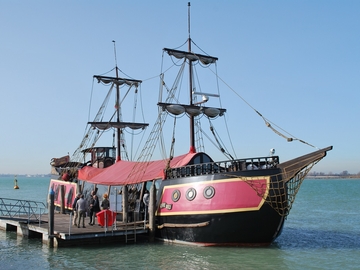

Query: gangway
<box><xmin>0</xmin><ymin>198</ymin><xmax>47</xmax><ymax>224</ymax></box>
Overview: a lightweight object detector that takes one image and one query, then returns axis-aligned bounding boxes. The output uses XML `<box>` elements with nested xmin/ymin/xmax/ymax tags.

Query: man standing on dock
<box><xmin>76</xmin><ymin>194</ymin><xmax>87</xmax><ymax>228</ymax></box>
<box><xmin>72</xmin><ymin>193</ymin><xmax>81</xmax><ymax>226</ymax></box>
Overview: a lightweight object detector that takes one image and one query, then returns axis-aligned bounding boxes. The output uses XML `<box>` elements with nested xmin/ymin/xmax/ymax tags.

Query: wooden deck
<box><xmin>0</xmin><ymin>213</ymin><xmax>149</xmax><ymax>247</ymax></box>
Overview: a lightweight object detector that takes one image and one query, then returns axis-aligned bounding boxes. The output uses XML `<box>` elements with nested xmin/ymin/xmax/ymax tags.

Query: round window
<box><xmin>186</xmin><ymin>187</ymin><xmax>197</xmax><ymax>201</ymax></box>
<box><xmin>203</xmin><ymin>186</ymin><xmax>215</xmax><ymax>199</ymax></box>
<box><xmin>172</xmin><ymin>189</ymin><xmax>181</xmax><ymax>202</ymax></box>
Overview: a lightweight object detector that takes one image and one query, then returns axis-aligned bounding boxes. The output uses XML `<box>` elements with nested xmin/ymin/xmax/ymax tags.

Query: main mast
<box><xmin>159</xmin><ymin>2</ymin><xmax>222</xmax><ymax>155</ymax></box>
<box><xmin>188</xmin><ymin>2</ymin><xmax>196</xmax><ymax>154</ymax></box>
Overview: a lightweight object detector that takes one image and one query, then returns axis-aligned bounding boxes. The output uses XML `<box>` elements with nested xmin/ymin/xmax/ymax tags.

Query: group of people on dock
<box><xmin>72</xmin><ymin>191</ymin><xmax>110</xmax><ymax>228</ymax></box>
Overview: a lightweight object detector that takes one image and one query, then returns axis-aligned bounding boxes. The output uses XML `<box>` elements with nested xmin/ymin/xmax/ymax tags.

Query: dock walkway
<box><xmin>0</xmin><ymin>213</ymin><xmax>149</xmax><ymax>247</ymax></box>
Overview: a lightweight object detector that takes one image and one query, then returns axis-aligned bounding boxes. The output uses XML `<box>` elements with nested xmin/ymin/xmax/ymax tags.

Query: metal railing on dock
<box><xmin>0</xmin><ymin>198</ymin><xmax>47</xmax><ymax>225</ymax></box>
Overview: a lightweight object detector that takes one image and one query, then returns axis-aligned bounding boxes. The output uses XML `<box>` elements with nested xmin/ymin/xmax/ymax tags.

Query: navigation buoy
<box><xmin>14</xmin><ymin>178</ymin><xmax>19</xmax><ymax>189</ymax></box>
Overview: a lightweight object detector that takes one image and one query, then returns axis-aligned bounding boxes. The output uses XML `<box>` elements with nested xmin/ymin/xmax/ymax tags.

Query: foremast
<box><xmin>90</xmin><ymin>74</ymin><xmax>148</xmax><ymax>162</ymax></box>
<box><xmin>115</xmin><ymin>64</ymin><xmax>121</xmax><ymax>161</ymax></box>
<box><xmin>70</xmin><ymin>42</ymin><xmax>148</xmax><ymax>167</ymax></box>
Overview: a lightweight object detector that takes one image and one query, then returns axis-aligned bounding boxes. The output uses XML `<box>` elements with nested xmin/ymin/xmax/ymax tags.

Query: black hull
<box><xmin>154</xmin><ymin>169</ymin><xmax>286</xmax><ymax>246</ymax></box>
<box><xmin>152</xmin><ymin>146</ymin><xmax>332</xmax><ymax>246</ymax></box>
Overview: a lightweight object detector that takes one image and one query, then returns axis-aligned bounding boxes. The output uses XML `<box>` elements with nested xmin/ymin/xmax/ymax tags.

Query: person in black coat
<box><xmin>89</xmin><ymin>194</ymin><xmax>100</xmax><ymax>225</ymax></box>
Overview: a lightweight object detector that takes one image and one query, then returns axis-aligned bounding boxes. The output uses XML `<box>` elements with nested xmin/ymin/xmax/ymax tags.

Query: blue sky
<box><xmin>0</xmin><ymin>1</ymin><xmax>359</xmax><ymax>175</ymax></box>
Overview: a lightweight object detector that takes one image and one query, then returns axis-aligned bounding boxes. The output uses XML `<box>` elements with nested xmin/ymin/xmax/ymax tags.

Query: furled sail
<box><xmin>88</xmin><ymin>121</ymin><xmax>149</xmax><ymax>130</ymax></box>
<box><xmin>164</xmin><ymin>48</ymin><xmax>218</xmax><ymax>65</ymax></box>
<box><xmin>158</xmin><ymin>102</ymin><xmax>226</xmax><ymax>118</ymax></box>
<box><xmin>94</xmin><ymin>75</ymin><xmax>142</xmax><ymax>87</ymax></box>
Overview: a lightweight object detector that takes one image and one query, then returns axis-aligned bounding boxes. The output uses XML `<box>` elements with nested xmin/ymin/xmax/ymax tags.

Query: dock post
<box><xmin>48</xmin><ymin>188</ymin><xmax>55</xmax><ymax>248</ymax></box>
<box><xmin>149</xmin><ymin>181</ymin><xmax>156</xmax><ymax>242</ymax></box>
<box><xmin>122</xmin><ymin>186</ymin><xmax>128</xmax><ymax>223</ymax></box>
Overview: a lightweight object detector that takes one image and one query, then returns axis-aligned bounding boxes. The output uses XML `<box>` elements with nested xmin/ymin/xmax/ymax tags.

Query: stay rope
<box><xmin>206</xmin><ymin>65</ymin><xmax>318</xmax><ymax>149</ymax></box>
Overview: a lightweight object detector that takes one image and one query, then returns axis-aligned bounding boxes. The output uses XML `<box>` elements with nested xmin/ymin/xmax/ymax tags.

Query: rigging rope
<box><xmin>226</xmin><ymin>157</ymin><xmax>322</xmax><ymax>217</ymax></box>
<box><xmin>165</xmin><ymin>117</ymin><xmax>177</xmax><ymax>172</ymax></box>
<box><xmin>208</xmin><ymin>120</ymin><xmax>234</xmax><ymax>160</ymax></box>
<box><xmin>207</xmin><ymin>66</ymin><xmax>318</xmax><ymax>149</ymax></box>
<box><xmin>71</xmin><ymin>82</ymin><xmax>115</xmax><ymax>162</ymax></box>
<box><xmin>173</xmin><ymin>40</ymin><xmax>318</xmax><ymax>150</ymax></box>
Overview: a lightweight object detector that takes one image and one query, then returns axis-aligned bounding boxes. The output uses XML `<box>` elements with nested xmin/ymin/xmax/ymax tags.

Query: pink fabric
<box><xmin>78</xmin><ymin>152</ymin><xmax>197</xmax><ymax>185</ymax></box>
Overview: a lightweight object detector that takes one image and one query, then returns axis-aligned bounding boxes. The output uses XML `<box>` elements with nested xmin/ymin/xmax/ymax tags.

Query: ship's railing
<box><xmin>0</xmin><ymin>198</ymin><xmax>47</xmax><ymax>224</ymax></box>
<box><xmin>167</xmin><ymin>156</ymin><xmax>279</xmax><ymax>179</ymax></box>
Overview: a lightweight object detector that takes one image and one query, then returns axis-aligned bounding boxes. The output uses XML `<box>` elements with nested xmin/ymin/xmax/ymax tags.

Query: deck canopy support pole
<box><xmin>149</xmin><ymin>181</ymin><xmax>156</xmax><ymax>242</ymax></box>
<box><xmin>122</xmin><ymin>186</ymin><xmax>128</xmax><ymax>223</ymax></box>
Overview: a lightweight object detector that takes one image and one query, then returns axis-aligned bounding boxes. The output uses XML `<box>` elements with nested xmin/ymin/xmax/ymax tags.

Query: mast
<box><xmin>113</xmin><ymin>40</ymin><xmax>121</xmax><ymax>162</ymax></box>
<box><xmin>188</xmin><ymin>2</ymin><xmax>196</xmax><ymax>154</ymax></box>
<box><xmin>159</xmin><ymin>2</ymin><xmax>220</xmax><ymax>153</ymax></box>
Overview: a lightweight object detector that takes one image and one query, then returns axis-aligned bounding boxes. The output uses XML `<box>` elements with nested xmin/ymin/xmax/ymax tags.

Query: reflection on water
<box><xmin>4</xmin><ymin>229</ymin><xmax>359</xmax><ymax>270</ymax></box>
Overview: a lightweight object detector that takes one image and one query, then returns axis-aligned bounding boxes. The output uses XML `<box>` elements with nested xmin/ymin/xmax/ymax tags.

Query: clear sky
<box><xmin>1</xmin><ymin>1</ymin><xmax>359</xmax><ymax>175</ymax></box>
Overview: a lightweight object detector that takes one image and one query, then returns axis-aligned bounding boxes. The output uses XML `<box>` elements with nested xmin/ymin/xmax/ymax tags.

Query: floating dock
<box><xmin>0</xmin><ymin>213</ymin><xmax>149</xmax><ymax>247</ymax></box>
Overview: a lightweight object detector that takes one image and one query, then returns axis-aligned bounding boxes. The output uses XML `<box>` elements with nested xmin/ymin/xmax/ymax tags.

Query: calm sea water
<box><xmin>1</xmin><ymin>176</ymin><xmax>360</xmax><ymax>270</ymax></box>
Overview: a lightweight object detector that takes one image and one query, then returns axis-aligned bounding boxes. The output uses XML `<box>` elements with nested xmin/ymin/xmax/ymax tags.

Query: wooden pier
<box><xmin>0</xmin><ymin>213</ymin><xmax>149</xmax><ymax>247</ymax></box>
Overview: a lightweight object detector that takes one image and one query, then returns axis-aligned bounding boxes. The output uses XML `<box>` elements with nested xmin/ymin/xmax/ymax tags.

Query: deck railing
<box><xmin>167</xmin><ymin>156</ymin><xmax>280</xmax><ymax>179</ymax></box>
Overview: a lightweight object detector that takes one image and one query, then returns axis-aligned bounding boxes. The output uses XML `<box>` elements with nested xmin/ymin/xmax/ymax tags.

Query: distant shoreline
<box><xmin>306</xmin><ymin>176</ymin><xmax>360</xmax><ymax>180</ymax></box>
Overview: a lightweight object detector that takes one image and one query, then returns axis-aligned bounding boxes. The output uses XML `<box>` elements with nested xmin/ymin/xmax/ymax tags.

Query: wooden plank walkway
<box><xmin>0</xmin><ymin>213</ymin><xmax>149</xmax><ymax>247</ymax></box>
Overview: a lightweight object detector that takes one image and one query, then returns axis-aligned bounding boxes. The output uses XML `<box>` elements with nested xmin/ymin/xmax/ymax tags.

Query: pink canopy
<box><xmin>78</xmin><ymin>152</ymin><xmax>197</xmax><ymax>186</ymax></box>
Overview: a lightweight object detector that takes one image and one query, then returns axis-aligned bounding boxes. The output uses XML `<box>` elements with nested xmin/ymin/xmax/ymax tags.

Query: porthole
<box><xmin>172</xmin><ymin>189</ymin><xmax>181</xmax><ymax>202</ymax></box>
<box><xmin>203</xmin><ymin>186</ymin><xmax>215</xmax><ymax>199</ymax></box>
<box><xmin>186</xmin><ymin>187</ymin><xmax>197</xmax><ymax>201</ymax></box>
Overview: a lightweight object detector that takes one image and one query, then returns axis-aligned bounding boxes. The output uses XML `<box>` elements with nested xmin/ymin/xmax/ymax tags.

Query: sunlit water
<box><xmin>1</xmin><ymin>177</ymin><xmax>359</xmax><ymax>269</ymax></box>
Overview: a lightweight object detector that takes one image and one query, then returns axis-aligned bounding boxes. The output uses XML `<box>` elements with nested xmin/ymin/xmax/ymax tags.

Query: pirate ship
<box><xmin>50</xmin><ymin>3</ymin><xmax>332</xmax><ymax>246</ymax></box>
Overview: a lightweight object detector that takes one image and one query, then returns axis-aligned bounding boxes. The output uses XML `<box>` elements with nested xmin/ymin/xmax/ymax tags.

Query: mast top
<box><xmin>112</xmin><ymin>40</ymin><xmax>118</xmax><ymax>70</ymax></box>
<box><xmin>188</xmin><ymin>2</ymin><xmax>191</xmax><ymax>41</ymax></box>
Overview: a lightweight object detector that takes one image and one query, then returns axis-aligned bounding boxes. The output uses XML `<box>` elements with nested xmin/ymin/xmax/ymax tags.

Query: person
<box><xmin>101</xmin><ymin>193</ymin><xmax>110</xmax><ymax>210</ymax></box>
<box><xmin>89</xmin><ymin>194</ymin><xmax>100</xmax><ymax>225</ymax></box>
<box><xmin>76</xmin><ymin>194</ymin><xmax>87</xmax><ymax>228</ymax></box>
<box><xmin>62</xmin><ymin>170</ymin><xmax>70</xmax><ymax>181</ymax></box>
<box><xmin>86</xmin><ymin>190</ymin><xmax>96</xmax><ymax>217</ymax></box>
<box><xmin>72</xmin><ymin>193</ymin><xmax>81</xmax><ymax>226</ymax></box>
<box><xmin>143</xmin><ymin>190</ymin><xmax>150</xmax><ymax>221</ymax></box>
